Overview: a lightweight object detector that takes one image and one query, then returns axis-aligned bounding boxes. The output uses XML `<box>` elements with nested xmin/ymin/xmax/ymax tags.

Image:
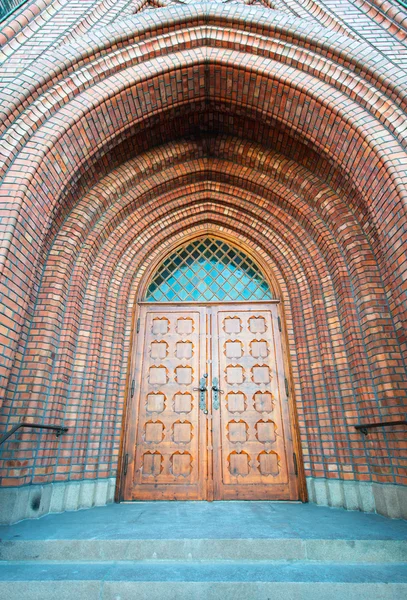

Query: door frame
<box><xmin>116</xmin><ymin>232</ymin><xmax>307</xmax><ymax>502</ymax></box>
<box><xmin>117</xmin><ymin>301</ymin><xmax>307</xmax><ymax>502</ymax></box>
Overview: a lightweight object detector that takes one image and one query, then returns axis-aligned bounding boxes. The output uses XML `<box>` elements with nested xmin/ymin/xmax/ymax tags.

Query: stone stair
<box><xmin>0</xmin><ymin>501</ymin><xmax>406</xmax><ymax>599</ymax></box>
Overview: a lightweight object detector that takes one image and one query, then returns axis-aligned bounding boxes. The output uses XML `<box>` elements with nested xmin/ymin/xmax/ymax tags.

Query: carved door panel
<box><xmin>211</xmin><ymin>304</ymin><xmax>299</xmax><ymax>500</ymax></box>
<box><xmin>124</xmin><ymin>305</ymin><xmax>208</xmax><ymax>500</ymax></box>
<box><xmin>123</xmin><ymin>302</ymin><xmax>300</xmax><ymax>501</ymax></box>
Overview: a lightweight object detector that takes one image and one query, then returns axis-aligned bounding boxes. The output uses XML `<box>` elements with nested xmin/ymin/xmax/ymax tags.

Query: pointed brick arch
<box><xmin>0</xmin><ymin>6</ymin><xmax>406</xmax><ymax>509</ymax></box>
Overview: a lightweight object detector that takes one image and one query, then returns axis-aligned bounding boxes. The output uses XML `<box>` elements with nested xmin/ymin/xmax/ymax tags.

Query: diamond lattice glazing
<box><xmin>145</xmin><ymin>238</ymin><xmax>272</xmax><ymax>302</ymax></box>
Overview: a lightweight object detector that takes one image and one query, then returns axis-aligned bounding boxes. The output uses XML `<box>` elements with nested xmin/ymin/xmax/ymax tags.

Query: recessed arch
<box><xmin>1</xmin><ymin>3</ymin><xmax>406</xmax><ymax>517</ymax></box>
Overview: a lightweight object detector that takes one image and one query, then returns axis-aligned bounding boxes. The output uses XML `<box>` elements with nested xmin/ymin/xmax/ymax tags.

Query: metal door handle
<box><xmin>212</xmin><ymin>377</ymin><xmax>224</xmax><ymax>410</ymax></box>
<box><xmin>193</xmin><ymin>374</ymin><xmax>208</xmax><ymax>414</ymax></box>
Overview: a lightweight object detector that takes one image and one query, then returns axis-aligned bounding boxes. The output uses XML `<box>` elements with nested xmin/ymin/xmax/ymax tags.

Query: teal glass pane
<box><xmin>145</xmin><ymin>237</ymin><xmax>273</xmax><ymax>302</ymax></box>
<box><xmin>191</xmin><ymin>288</ymin><xmax>201</xmax><ymax>301</ymax></box>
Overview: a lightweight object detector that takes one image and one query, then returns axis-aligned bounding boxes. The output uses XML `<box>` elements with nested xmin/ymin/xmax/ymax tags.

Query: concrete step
<box><xmin>1</xmin><ymin>537</ymin><xmax>406</xmax><ymax>562</ymax></box>
<box><xmin>0</xmin><ymin>560</ymin><xmax>406</xmax><ymax>600</ymax></box>
<box><xmin>0</xmin><ymin>560</ymin><xmax>406</xmax><ymax>599</ymax></box>
<box><xmin>1</xmin><ymin>502</ymin><xmax>406</xmax><ymax>598</ymax></box>
<box><xmin>0</xmin><ymin>503</ymin><xmax>406</xmax><ymax>598</ymax></box>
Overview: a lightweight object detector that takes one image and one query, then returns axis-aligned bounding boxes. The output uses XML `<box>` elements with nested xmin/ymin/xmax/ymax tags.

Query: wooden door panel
<box><xmin>124</xmin><ymin>305</ymin><xmax>207</xmax><ymax>500</ymax></box>
<box><xmin>211</xmin><ymin>304</ymin><xmax>299</xmax><ymax>500</ymax></box>
<box><xmin>123</xmin><ymin>302</ymin><xmax>300</xmax><ymax>502</ymax></box>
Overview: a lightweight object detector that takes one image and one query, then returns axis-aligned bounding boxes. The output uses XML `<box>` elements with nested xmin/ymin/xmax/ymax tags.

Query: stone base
<box><xmin>0</xmin><ymin>477</ymin><xmax>405</xmax><ymax>524</ymax></box>
<box><xmin>0</xmin><ymin>478</ymin><xmax>116</xmax><ymax>525</ymax></box>
<box><xmin>306</xmin><ymin>477</ymin><xmax>407</xmax><ymax>519</ymax></box>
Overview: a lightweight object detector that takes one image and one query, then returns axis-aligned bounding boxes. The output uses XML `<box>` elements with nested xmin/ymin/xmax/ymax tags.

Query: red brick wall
<box><xmin>0</xmin><ymin>3</ymin><xmax>406</xmax><ymax>490</ymax></box>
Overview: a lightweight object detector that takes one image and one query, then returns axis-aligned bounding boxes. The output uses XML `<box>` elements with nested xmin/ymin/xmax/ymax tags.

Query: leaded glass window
<box><xmin>145</xmin><ymin>237</ymin><xmax>272</xmax><ymax>302</ymax></box>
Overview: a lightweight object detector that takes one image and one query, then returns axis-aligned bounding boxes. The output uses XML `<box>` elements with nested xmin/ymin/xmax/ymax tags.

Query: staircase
<box><xmin>0</xmin><ymin>501</ymin><xmax>406</xmax><ymax>599</ymax></box>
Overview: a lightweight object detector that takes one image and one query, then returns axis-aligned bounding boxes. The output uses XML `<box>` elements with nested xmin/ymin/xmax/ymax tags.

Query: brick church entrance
<box><xmin>122</xmin><ymin>236</ymin><xmax>302</xmax><ymax>501</ymax></box>
<box><xmin>1</xmin><ymin>0</ymin><xmax>406</xmax><ymax>524</ymax></box>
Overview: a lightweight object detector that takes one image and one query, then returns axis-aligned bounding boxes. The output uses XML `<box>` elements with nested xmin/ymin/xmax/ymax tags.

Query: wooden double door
<box><xmin>123</xmin><ymin>302</ymin><xmax>300</xmax><ymax>501</ymax></box>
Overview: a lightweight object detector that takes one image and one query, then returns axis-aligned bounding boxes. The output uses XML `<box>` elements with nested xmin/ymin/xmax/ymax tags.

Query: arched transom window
<box><xmin>145</xmin><ymin>237</ymin><xmax>273</xmax><ymax>302</ymax></box>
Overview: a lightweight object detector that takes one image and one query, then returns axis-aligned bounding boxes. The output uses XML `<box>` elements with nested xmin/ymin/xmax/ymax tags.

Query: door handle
<box><xmin>212</xmin><ymin>377</ymin><xmax>224</xmax><ymax>410</ymax></box>
<box><xmin>193</xmin><ymin>374</ymin><xmax>208</xmax><ymax>414</ymax></box>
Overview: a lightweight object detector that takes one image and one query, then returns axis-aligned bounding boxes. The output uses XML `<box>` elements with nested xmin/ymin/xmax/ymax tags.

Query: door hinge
<box><xmin>285</xmin><ymin>377</ymin><xmax>289</xmax><ymax>397</ymax></box>
<box><xmin>277</xmin><ymin>316</ymin><xmax>282</xmax><ymax>332</ymax></box>
<box><xmin>293</xmin><ymin>452</ymin><xmax>298</xmax><ymax>476</ymax></box>
<box><xmin>131</xmin><ymin>379</ymin><xmax>135</xmax><ymax>397</ymax></box>
<box><xmin>136</xmin><ymin>318</ymin><xmax>140</xmax><ymax>333</ymax></box>
<box><xmin>123</xmin><ymin>453</ymin><xmax>129</xmax><ymax>476</ymax></box>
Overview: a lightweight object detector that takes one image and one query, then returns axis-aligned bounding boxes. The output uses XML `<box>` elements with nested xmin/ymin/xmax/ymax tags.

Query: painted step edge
<box><xmin>1</xmin><ymin>538</ymin><xmax>406</xmax><ymax>562</ymax></box>
<box><xmin>0</xmin><ymin>580</ymin><xmax>406</xmax><ymax>600</ymax></box>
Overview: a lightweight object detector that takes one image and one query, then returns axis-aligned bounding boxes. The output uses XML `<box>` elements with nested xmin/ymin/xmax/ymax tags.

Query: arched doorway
<box><xmin>121</xmin><ymin>236</ymin><xmax>302</xmax><ymax>501</ymax></box>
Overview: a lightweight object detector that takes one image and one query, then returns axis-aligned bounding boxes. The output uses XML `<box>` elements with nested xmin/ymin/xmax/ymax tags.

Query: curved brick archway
<box><xmin>0</xmin><ymin>3</ymin><xmax>406</xmax><ymax>520</ymax></box>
